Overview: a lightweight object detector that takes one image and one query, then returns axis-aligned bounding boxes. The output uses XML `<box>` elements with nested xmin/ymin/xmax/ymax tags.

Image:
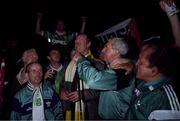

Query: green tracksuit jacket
<box><xmin>127</xmin><ymin>77</ymin><xmax>180</xmax><ymax>120</ymax></box>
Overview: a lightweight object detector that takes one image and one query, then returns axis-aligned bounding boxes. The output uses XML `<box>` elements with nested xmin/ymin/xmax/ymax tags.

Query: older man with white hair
<box><xmin>16</xmin><ymin>48</ymin><xmax>39</xmax><ymax>85</ymax></box>
<box><xmin>72</xmin><ymin>37</ymin><xmax>134</xmax><ymax>119</ymax></box>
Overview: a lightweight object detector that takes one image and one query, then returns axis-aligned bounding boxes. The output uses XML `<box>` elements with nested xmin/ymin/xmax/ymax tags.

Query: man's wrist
<box><xmin>164</xmin><ymin>2</ymin><xmax>179</xmax><ymax>16</ymax></box>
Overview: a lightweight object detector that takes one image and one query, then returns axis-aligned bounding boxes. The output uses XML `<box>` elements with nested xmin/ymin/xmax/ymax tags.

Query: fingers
<box><xmin>122</xmin><ymin>63</ymin><xmax>133</xmax><ymax>74</ymax></box>
<box><xmin>111</xmin><ymin>60</ymin><xmax>127</xmax><ymax>69</ymax></box>
<box><xmin>72</xmin><ymin>51</ymin><xmax>82</xmax><ymax>63</ymax></box>
<box><xmin>21</xmin><ymin>72</ymin><xmax>29</xmax><ymax>81</ymax></box>
<box><xmin>68</xmin><ymin>91</ymin><xmax>79</xmax><ymax>103</ymax></box>
<box><xmin>60</xmin><ymin>90</ymin><xmax>69</xmax><ymax>101</ymax></box>
<box><xmin>160</xmin><ymin>0</ymin><xmax>175</xmax><ymax>11</ymax></box>
<box><xmin>159</xmin><ymin>0</ymin><xmax>172</xmax><ymax>12</ymax></box>
<box><xmin>37</xmin><ymin>12</ymin><xmax>43</xmax><ymax>18</ymax></box>
<box><xmin>111</xmin><ymin>62</ymin><xmax>134</xmax><ymax>75</ymax></box>
<box><xmin>166</xmin><ymin>0</ymin><xmax>173</xmax><ymax>6</ymax></box>
<box><xmin>110</xmin><ymin>58</ymin><xmax>120</xmax><ymax>69</ymax></box>
<box><xmin>81</xmin><ymin>16</ymin><xmax>87</xmax><ymax>22</ymax></box>
<box><xmin>44</xmin><ymin>69</ymin><xmax>54</xmax><ymax>79</ymax></box>
<box><xmin>125</xmin><ymin>69</ymin><xmax>132</xmax><ymax>75</ymax></box>
<box><xmin>60</xmin><ymin>90</ymin><xmax>80</xmax><ymax>103</ymax></box>
<box><xmin>159</xmin><ymin>0</ymin><xmax>166</xmax><ymax>11</ymax></box>
<box><xmin>160</xmin><ymin>0</ymin><xmax>178</xmax><ymax>16</ymax></box>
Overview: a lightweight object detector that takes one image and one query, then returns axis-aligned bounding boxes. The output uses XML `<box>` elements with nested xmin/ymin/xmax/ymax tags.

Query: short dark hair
<box><xmin>145</xmin><ymin>43</ymin><xmax>180</xmax><ymax>77</ymax></box>
<box><xmin>47</xmin><ymin>45</ymin><xmax>61</xmax><ymax>56</ymax></box>
<box><xmin>76</xmin><ymin>33</ymin><xmax>91</xmax><ymax>43</ymax></box>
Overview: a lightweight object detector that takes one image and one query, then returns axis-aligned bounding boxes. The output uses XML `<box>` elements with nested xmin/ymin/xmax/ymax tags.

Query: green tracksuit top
<box><xmin>127</xmin><ymin>77</ymin><xmax>180</xmax><ymax>120</ymax></box>
<box><xmin>77</xmin><ymin>57</ymin><xmax>117</xmax><ymax>90</ymax></box>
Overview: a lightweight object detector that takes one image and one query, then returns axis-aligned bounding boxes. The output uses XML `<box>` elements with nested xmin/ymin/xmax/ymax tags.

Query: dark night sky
<box><xmin>0</xmin><ymin>0</ymin><xmax>180</xmax><ymax>47</ymax></box>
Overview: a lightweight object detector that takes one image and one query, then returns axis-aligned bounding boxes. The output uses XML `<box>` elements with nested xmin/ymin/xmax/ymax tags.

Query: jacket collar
<box><xmin>134</xmin><ymin>76</ymin><xmax>172</xmax><ymax>96</ymax></box>
<box><xmin>27</xmin><ymin>81</ymin><xmax>42</xmax><ymax>92</ymax></box>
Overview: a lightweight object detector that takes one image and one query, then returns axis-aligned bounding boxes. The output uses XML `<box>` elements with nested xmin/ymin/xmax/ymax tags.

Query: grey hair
<box><xmin>109</xmin><ymin>37</ymin><xmax>128</xmax><ymax>55</ymax></box>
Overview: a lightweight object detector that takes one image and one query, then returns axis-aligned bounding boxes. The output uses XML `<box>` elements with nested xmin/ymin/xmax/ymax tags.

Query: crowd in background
<box><xmin>0</xmin><ymin>0</ymin><xmax>180</xmax><ymax>120</ymax></box>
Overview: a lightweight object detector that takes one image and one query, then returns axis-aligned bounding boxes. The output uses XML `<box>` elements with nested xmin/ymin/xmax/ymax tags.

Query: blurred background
<box><xmin>0</xmin><ymin>0</ymin><xmax>179</xmax><ymax>46</ymax></box>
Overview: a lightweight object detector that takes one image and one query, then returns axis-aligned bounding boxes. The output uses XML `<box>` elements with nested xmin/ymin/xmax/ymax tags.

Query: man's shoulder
<box><xmin>14</xmin><ymin>85</ymin><xmax>29</xmax><ymax>98</ymax></box>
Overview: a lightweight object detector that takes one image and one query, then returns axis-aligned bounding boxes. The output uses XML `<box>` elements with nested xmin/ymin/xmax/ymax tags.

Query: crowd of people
<box><xmin>0</xmin><ymin>0</ymin><xmax>180</xmax><ymax>120</ymax></box>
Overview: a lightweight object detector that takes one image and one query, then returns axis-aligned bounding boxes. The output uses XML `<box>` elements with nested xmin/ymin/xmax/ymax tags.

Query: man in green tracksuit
<box><xmin>126</xmin><ymin>42</ymin><xmax>180</xmax><ymax>120</ymax></box>
<box><xmin>126</xmin><ymin>0</ymin><xmax>180</xmax><ymax>119</ymax></box>
<box><xmin>74</xmin><ymin>37</ymin><xmax>180</xmax><ymax>120</ymax></box>
<box><xmin>73</xmin><ymin>37</ymin><xmax>134</xmax><ymax>119</ymax></box>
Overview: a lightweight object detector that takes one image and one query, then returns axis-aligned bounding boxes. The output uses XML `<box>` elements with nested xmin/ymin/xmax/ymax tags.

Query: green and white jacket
<box><xmin>127</xmin><ymin>77</ymin><xmax>180</xmax><ymax>120</ymax></box>
<box><xmin>10</xmin><ymin>82</ymin><xmax>64</xmax><ymax>120</ymax></box>
<box><xmin>77</xmin><ymin>57</ymin><xmax>117</xmax><ymax>90</ymax></box>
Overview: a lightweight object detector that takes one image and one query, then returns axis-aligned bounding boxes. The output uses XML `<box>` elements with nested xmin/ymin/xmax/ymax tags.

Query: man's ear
<box><xmin>25</xmin><ymin>72</ymin><xmax>29</xmax><ymax>80</ymax></box>
<box><xmin>114</xmin><ymin>49</ymin><xmax>121</xmax><ymax>57</ymax></box>
<box><xmin>87</xmin><ymin>41</ymin><xmax>91</xmax><ymax>48</ymax></box>
<box><xmin>151</xmin><ymin>67</ymin><xmax>159</xmax><ymax>76</ymax></box>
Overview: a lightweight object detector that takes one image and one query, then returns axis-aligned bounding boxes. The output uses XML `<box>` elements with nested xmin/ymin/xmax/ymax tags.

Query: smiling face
<box><xmin>56</xmin><ymin>20</ymin><xmax>65</xmax><ymax>32</ymax></box>
<box><xmin>48</xmin><ymin>50</ymin><xmax>61</xmax><ymax>63</ymax></box>
<box><xmin>27</xmin><ymin>63</ymin><xmax>43</xmax><ymax>87</ymax></box>
<box><xmin>75</xmin><ymin>34</ymin><xmax>91</xmax><ymax>55</ymax></box>
<box><xmin>136</xmin><ymin>46</ymin><xmax>158</xmax><ymax>82</ymax></box>
<box><xmin>101</xmin><ymin>41</ymin><xmax>119</xmax><ymax>63</ymax></box>
<box><xmin>22</xmin><ymin>49</ymin><xmax>38</xmax><ymax>65</ymax></box>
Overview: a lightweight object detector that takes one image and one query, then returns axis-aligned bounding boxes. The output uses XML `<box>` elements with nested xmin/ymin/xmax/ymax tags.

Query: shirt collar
<box><xmin>143</xmin><ymin>76</ymin><xmax>172</xmax><ymax>91</ymax></box>
<box><xmin>84</xmin><ymin>50</ymin><xmax>94</xmax><ymax>60</ymax></box>
<box><xmin>55</xmin><ymin>30</ymin><xmax>65</xmax><ymax>36</ymax></box>
<box><xmin>49</xmin><ymin>64</ymin><xmax>63</xmax><ymax>72</ymax></box>
<box><xmin>134</xmin><ymin>77</ymin><xmax>171</xmax><ymax>96</ymax></box>
<box><xmin>27</xmin><ymin>81</ymin><xmax>42</xmax><ymax>92</ymax></box>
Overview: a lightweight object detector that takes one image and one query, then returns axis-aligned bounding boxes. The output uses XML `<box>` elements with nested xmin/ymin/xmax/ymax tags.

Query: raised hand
<box><xmin>110</xmin><ymin>58</ymin><xmax>134</xmax><ymax>75</ymax></box>
<box><xmin>60</xmin><ymin>89</ymin><xmax>69</xmax><ymax>101</ymax></box>
<box><xmin>81</xmin><ymin>16</ymin><xmax>87</xmax><ymax>22</ymax></box>
<box><xmin>36</xmin><ymin>12</ymin><xmax>43</xmax><ymax>19</ymax></box>
<box><xmin>159</xmin><ymin>0</ymin><xmax>179</xmax><ymax>16</ymax></box>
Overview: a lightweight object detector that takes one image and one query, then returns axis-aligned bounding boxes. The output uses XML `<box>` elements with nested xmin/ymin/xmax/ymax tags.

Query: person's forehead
<box><xmin>29</xmin><ymin>63</ymin><xmax>42</xmax><ymax>70</ymax></box>
<box><xmin>24</xmin><ymin>50</ymin><xmax>37</xmax><ymax>56</ymax></box>
<box><xmin>139</xmin><ymin>47</ymin><xmax>153</xmax><ymax>59</ymax></box>
<box><xmin>28</xmin><ymin>51</ymin><xmax>37</xmax><ymax>55</ymax></box>
<box><xmin>77</xmin><ymin>34</ymin><xmax>87</xmax><ymax>39</ymax></box>
<box><xmin>50</xmin><ymin>49</ymin><xmax>60</xmax><ymax>53</ymax></box>
<box><xmin>57</xmin><ymin>20</ymin><xmax>64</xmax><ymax>24</ymax></box>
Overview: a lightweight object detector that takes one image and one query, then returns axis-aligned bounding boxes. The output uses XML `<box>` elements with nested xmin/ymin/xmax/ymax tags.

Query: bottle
<box><xmin>47</xmin><ymin>69</ymin><xmax>57</xmax><ymax>85</ymax></box>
